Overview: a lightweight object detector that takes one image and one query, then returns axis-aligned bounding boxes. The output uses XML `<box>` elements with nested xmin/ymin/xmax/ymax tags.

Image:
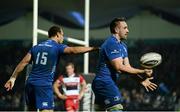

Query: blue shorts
<box><xmin>92</xmin><ymin>78</ymin><xmax>122</xmax><ymax>109</ymax></box>
<box><xmin>25</xmin><ymin>83</ymin><xmax>54</xmax><ymax>110</ymax></box>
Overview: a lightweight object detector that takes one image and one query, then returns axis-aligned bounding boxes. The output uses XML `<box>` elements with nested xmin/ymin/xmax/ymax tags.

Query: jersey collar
<box><xmin>112</xmin><ymin>35</ymin><xmax>121</xmax><ymax>43</ymax></box>
<box><xmin>68</xmin><ymin>73</ymin><xmax>75</xmax><ymax>78</ymax></box>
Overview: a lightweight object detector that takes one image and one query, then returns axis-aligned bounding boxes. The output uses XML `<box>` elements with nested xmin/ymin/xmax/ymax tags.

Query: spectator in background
<box><xmin>53</xmin><ymin>63</ymin><xmax>86</xmax><ymax>112</ymax></box>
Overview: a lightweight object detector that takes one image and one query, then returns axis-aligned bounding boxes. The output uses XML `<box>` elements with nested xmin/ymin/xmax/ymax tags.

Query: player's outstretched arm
<box><xmin>111</xmin><ymin>57</ymin><xmax>153</xmax><ymax>77</ymax></box>
<box><xmin>4</xmin><ymin>53</ymin><xmax>31</xmax><ymax>91</ymax></box>
<box><xmin>64</xmin><ymin>46</ymin><xmax>99</xmax><ymax>54</ymax></box>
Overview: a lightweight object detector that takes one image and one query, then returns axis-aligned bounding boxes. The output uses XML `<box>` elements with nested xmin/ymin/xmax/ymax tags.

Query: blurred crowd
<box><xmin>121</xmin><ymin>88</ymin><xmax>179</xmax><ymax>111</ymax></box>
<box><xmin>0</xmin><ymin>39</ymin><xmax>180</xmax><ymax>111</ymax></box>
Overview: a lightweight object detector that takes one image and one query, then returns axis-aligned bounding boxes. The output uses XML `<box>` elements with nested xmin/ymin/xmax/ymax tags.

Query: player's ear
<box><xmin>56</xmin><ymin>32</ymin><xmax>60</xmax><ymax>38</ymax></box>
<box><xmin>115</xmin><ymin>27</ymin><xmax>119</xmax><ymax>33</ymax></box>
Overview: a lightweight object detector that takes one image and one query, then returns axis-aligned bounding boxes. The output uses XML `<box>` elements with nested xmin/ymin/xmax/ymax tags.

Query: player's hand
<box><xmin>141</xmin><ymin>77</ymin><xmax>158</xmax><ymax>92</ymax></box>
<box><xmin>93</xmin><ymin>47</ymin><xmax>101</xmax><ymax>51</ymax></box>
<box><xmin>144</xmin><ymin>69</ymin><xmax>153</xmax><ymax>77</ymax></box>
<box><xmin>4</xmin><ymin>77</ymin><xmax>16</xmax><ymax>91</ymax></box>
<box><xmin>59</xmin><ymin>94</ymin><xmax>67</xmax><ymax>100</ymax></box>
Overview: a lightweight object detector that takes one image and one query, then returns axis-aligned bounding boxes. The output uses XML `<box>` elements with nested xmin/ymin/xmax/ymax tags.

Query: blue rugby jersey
<box><xmin>96</xmin><ymin>35</ymin><xmax>128</xmax><ymax>83</ymax></box>
<box><xmin>27</xmin><ymin>39</ymin><xmax>68</xmax><ymax>86</ymax></box>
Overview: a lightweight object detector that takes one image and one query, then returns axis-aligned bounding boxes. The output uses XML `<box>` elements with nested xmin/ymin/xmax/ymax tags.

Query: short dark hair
<box><xmin>66</xmin><ymin>62</ymin><xmax>75</xmax><ymax>68</ymax></box>
<box><xmin>110</xmin><ymin>17</ymin><xmax>126</xmax><ymax>34</ymax></box>
<box><xmin>48</xmin><ymin>26</ymin><xmax>62</xmax><ymax>38</ymax></box>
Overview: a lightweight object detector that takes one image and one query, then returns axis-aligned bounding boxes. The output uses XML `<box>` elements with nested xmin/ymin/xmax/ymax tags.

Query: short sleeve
<box><xmin>58</xmin><ymin>44</ymin><xmax>68</xmax><ymax>54</ymax></box>
<box><xmin>104</xmin><ymin>41</ymin><xmax>124</xmax><ymax>61</ymax></box>
<box><xmin>28</xmin><ymin>48</ymin><xmax>32</xmax><ymax>54</ymax></box>
<box><xmin>28</xmin><ymin>46</ymin><xmax>35</xmax><ymax>54</ymax></box>
<box><xmin>57</xmin><ymin>75</ymin><xmax>64</xmax><ymax>84</ymax></box>
<box><xmin>79</xmin><ymin>75</ymin><xmax>85</xmax><ymax>83</ymax></box>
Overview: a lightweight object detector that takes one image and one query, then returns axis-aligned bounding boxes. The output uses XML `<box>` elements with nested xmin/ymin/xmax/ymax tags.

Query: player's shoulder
<box><xmin>30</xmin><ymin>44</ymin><xmax>39</xmax><ymax>51</ymax></box>
<box><xmin>59</xmin><ymin>43</ymin><xmax>68</xmax><ymax>47</ymax></box>
<box><xmin>104</xmin><ymin>35</ymin><xmax>117</xmax><ymax>45</ymax></box>
<box><xmin>57</xmin><ymin>74</ymin><xmax>64</xmax><ymax>80</ymax></box>
<box><xmin>102</xmin><ymin>36</ymin><xmax>118</xmax><ymax>49</ymax></box>
<box><xmin>35</xmin><ymin>40</ymin><xmax>54</xmax><ymax>47</ymax></box>
<box><xmin>78</xmin><ymin>74</ymin><xmax>83</xmax><ymax>77</ymax></box>
<box><xmin>74</xmin><ymin>74</ymin><xmax>85</xmax><ymax>79</ymax></box>
<box><xmin>107</xmin><ymin>35</ymin><xmax>117</xmax><ymax>42</ymax></box>
<box><xmin>109</xmin><ymin>36</ymin><xmax>119</xmax><ymax>45</ymax></box>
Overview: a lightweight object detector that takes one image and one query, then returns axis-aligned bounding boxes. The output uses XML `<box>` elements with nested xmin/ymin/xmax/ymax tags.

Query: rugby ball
<box><xmin>140</xmin><ymin>52</ymin><xmax>162</xmax><ymax>68</ymax></box>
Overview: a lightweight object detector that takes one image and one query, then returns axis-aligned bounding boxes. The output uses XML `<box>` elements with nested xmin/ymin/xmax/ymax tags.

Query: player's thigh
<box><xmin>35</xmin><ymin>85</ymin><xmax>54</xmax><ymax>110</ymax></box>
<box><xmin>25</xmin><ymin>83</ymin><xmax>36</xmax><ymax>111</ymax></box>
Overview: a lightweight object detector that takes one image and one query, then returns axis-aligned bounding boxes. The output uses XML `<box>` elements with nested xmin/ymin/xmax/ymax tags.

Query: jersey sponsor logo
<box><xmin>111</xmin><ymin>49</ymin><xmax>120</xmax><ymax>54</ymax></box>
<box><xmin>38</xmin><ymin>43</ymin><xmax>52</xmax><ymax>47</ymax></box>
